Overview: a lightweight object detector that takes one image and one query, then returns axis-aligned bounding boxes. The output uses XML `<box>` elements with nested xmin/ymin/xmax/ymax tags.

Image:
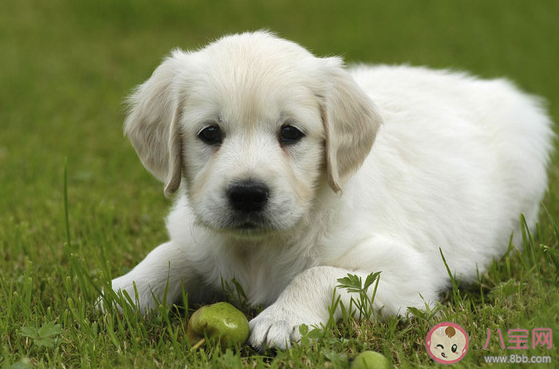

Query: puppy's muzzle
<box><xmin>227</xmin><ymin>180</ymin><xmax>270</xmax><ymax>213</ymax></box>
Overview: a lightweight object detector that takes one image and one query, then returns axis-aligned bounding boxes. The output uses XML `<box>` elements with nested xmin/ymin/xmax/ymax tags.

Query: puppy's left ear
<box><xmin>318</xmin><ymin>58</ymin><xmax>383</xmax><ymax>193</ymax></box>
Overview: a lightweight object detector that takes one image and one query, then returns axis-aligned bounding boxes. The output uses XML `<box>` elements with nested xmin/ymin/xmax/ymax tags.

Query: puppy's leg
<box><xmin>105</xmin><ymin>241</ymin><xmax>197</xmax><ymax>313</ymax></box>
<box><xmin>249</xmin><ymin>242</ymin><xmax>441</xmax><ymax>350</ymax></box>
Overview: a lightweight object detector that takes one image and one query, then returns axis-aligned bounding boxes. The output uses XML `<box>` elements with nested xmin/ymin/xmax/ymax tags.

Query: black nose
<box><xmin>227</xmin><ymin>181</ymin><xmax>270</xmax><ymax>212</ymax></box>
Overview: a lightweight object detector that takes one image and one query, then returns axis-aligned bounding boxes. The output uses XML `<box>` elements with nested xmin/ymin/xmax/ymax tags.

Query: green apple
<box><xmin>351</xmin><ymin>351</ymin><xmax>391</xmax><ymax>369</ymax></box>
<box><xmin>186</xmin><ymin>302</ymin><xmax>249</xmax><ymax>349</ymax></box>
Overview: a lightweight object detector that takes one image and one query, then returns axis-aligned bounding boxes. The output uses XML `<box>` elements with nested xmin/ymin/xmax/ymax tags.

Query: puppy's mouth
<box><xmin>225</xmin><ymin>214</ymin><xmax>275</xmax><ymax>235</ymax></box>
<box><xmin>237</xmin><ymin>221</ymin><xmax>262</xmax><ymax>230</ymax></box>
<box><xmin>218</xmin><ymin>207</ymin><xmax>301</xmax><ymax>238</ymax></box>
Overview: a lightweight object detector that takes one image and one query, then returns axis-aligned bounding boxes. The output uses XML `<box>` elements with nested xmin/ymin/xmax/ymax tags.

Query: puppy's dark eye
<box><xmin>279</xmin><ymin>125</ymin><xmax>304</xmax><ymax>145</ymax></box>
<box><xmin>198</xmin><ymin>126</ymin><xmax>222</xmax><ymax>145</ymax></box>
<box><xmin>451</xmin><ymin>344</ymin><xmax>458</xmax><ymax>353</ymax></box>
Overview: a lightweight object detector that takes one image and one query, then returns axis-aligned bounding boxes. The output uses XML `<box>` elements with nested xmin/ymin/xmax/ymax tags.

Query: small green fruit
<box><xmin>351</xmin><ymin>351</ymin><xmax>391</xmax><ymax>369</ymax></box>
<box><xmin>186</xmin><ymin>302</ymin><xmax>249</xmax><ymax>349</ymax></box>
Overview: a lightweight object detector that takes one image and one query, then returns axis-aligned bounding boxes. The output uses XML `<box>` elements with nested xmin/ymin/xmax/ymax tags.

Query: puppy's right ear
<box><xmin>124</xmin><ymin>52</ymin><xmax>185</xmax><ymax>197</ymax></box>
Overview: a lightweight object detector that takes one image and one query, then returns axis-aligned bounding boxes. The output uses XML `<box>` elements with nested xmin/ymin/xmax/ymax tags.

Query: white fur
<box><xmin>109</xmin><ymin>31</ymin><xmax>554</xmax><ymax>350</ymax></box>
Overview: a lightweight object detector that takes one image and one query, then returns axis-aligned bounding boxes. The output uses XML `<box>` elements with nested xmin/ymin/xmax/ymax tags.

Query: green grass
<box><xmin>1</xmin><ymin>0</ymin><xmax>558</xmax><ymax>367</ymax></box>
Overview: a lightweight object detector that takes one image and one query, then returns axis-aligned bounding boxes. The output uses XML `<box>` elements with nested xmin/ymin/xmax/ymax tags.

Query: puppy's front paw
<box><xmin>100</xmin><ymin>275</ymin><xmax>156</xmax><ymax>314</ymax></box>
<box><xmin>248</xmin><ymin>303</ymin><xmax>322</xmax><ymax>351</ymax></box>
<box><xmin>95</xmin><ymin>277</ymin><xmax>134</xmax><ymax>314</ymax></box>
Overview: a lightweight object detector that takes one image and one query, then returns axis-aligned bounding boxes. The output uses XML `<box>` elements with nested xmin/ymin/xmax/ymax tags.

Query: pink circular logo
<box><xmin>426</xmin><ymin>322</ymin><xmax>469</xmax><ymax>364</ymax></box>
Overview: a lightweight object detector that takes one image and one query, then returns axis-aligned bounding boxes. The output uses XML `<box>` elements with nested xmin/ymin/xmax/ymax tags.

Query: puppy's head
<box><xmin>125</xmin><ymin>31</ymin><xmax>382</xmax><ymax>237</ymax></box>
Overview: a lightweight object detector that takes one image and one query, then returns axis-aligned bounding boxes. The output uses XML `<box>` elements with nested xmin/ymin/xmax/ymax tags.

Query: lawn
<box><xmin>1</xmin><ymin>0</ymin><xmax>558</xmax><ymax>367</ymax></box>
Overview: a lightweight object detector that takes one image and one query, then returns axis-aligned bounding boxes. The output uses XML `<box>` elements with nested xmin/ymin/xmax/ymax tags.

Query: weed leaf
<box><xmin>19</xmin><ymin>321</ymin><xmax>63</xmax><ymax>348</ymax></box>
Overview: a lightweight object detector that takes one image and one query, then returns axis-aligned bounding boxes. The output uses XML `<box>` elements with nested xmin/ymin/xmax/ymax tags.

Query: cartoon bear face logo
<box><xmin>426</xmin><ymin>322</ymin><xmax>469</xmax><ymax>364</ymax></box>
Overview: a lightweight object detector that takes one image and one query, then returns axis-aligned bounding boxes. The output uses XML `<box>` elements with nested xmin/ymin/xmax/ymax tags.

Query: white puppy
<box><xmin>109</xmin><ymin>31</ymin><xmax>553</xmax><ymax>350</ymax></box>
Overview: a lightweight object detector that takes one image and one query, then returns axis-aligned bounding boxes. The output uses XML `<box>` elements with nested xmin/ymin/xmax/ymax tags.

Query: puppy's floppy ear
<box><xmin>318</xmin><ymin>57</ymin><xmax>383</xmax><ymax>193</ymax></box>
<box><xmin>124</xmin><ymin>52</ymin><xmax>185</xmax><ymax>197</ymax></box>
